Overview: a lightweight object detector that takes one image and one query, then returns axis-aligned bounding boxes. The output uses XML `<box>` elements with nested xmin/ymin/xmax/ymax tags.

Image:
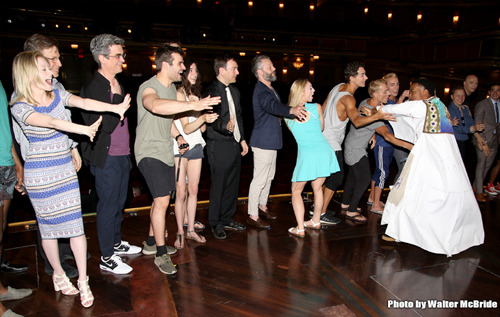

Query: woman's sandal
<box><xmin>174</xmin><ymin>233</ymin><xmax>185</xmax><ymax>249</ymax></box>
<box><xmin>183</xmin><ymin>221</ymin><xmax>205</xmax><ymax>230</ymax></box>
<box><xmin>77</xmin><ymin>276</ymin><xmax>94</xmax><ymax>308</ymax></box>
<box><xmin>288</xmin><ymin>227</ymin><xmax>305</xmax><ymax>238</ymax></box>
<box><xmin>304</xmin><ymin>219</ymin><xmax>321</xmax><ymax>229</ymax></box>
<box><xmin>185</xmin><ymin>230</ymin><xmax>206</xmax><ymax>244</ymax></box>
<box><xmin>53</xmin><ymin>272</ymin><xmax>79</xmax><ymax>295</ymax></box>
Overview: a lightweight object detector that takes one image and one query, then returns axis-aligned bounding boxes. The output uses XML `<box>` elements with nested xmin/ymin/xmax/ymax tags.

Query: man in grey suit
<box><xmin>473</xmin><ymin>83</ymin><xmax>500</xmax><ymax>201</ymax></box>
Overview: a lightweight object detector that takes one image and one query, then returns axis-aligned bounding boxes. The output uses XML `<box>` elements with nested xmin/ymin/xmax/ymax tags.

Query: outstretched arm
<box><xmin>68</xmin><ymin>94</ymin><xmax>130</xmax><ymax>120</ymax></box>
<box><xmin>345</xmin><ymin>96</ymin><xmax>395</xmax><ymax>128</ymax></box>
<box><xmin>375</xmin><ymin>125</ymin><xmax>413</xmax><ymax>151</ymax></box>
<box><xmin>143</xmin><ymin>88</ymin><xmax>219</xmax><ymax>115</ymax></box>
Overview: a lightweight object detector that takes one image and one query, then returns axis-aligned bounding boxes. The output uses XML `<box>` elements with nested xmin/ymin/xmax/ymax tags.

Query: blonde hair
<box><xmin>288</xmin><ymin>78</ymin><xmax>309</xmax><ymax>108</ymax></box>
<box><xmin>11</xmin><ymin>51</ymin><xmax>51</xmax><ymax>105</ymax></box>
<box><xmin>384</xmin><ymin>72</ymin><xmax>398</xmax><ymax>80</ymax></box>
<box><xmin>368</xmin><ymin>78</ymin><xmax>387</xmax><ymax>98</ymax></box>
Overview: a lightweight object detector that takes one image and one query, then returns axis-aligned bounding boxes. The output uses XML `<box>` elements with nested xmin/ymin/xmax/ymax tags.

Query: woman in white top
<box><xmin>172</xmin><ymin>60</ymin><xmax>218</xmax><ymax>249</ymax></box>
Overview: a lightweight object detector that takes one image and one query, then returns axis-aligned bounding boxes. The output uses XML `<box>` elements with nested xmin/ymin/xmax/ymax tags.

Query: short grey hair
<box><xmin>90</xmin><ymin>34</ymin><xmax>125</xmax><ymax>68</ymax></box>
<box><xmin>251</xmin><ymin>55</ymin><xmax>270</xmax><ymax>79</ymax></box>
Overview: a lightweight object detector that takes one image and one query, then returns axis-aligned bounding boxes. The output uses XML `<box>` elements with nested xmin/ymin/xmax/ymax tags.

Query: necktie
<box><xmin>496</xmin><ymin>102</ymin><xmax>499</xmax><ymax>123</ymax></box>
<box><xmin>225</xmin><ymin>87</ymin><xmax>241</xmax><ymax>142</ymax></box>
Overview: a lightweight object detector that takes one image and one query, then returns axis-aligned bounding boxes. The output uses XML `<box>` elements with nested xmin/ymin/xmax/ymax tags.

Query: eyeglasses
<box><xmin>46</xmin><ymin>56</ymin><xmax>61</xmax><ymax>63</ymax></box>
<box><xmin>106</xmin><ymin>53</ymin><xmax>126</xmax><ymax>59</ymax></box>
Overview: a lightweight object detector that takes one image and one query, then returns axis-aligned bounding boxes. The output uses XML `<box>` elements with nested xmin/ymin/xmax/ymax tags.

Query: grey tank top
<box><xmin>322</xmin><ymin>83</ymin><xmax>352</xmax><ymax>151</ymax></box>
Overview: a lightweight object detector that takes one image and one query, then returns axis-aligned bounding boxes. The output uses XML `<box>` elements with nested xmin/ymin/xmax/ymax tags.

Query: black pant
<box><xmin>342</xmin><ymin>156</ymin><xmax>371</xmax><ymax>213</ymax></box>
<box><xmin>206</xmin><ymin>139</ymin><xmax>241</xmax><ymax>227</ymax></box>
<box><xmin>324</xmin><ymin>150</ymin><xmax>344</xmax><ymax>191</ymax></box>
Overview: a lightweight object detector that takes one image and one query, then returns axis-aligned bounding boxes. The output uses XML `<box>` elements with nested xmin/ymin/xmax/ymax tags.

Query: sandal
<box><xmin>345</xmin><ymin>212</ymin><xmax>367</xmax><ymax>223</ymax></box>
<box><xmin>77</xmin><ymin>276</ymin><xmax>94</xmax><ymax>308</ymax></box>
<box><xmin>304</xmin><ymin>219</ymin><xmax>321</xmax><ymax>229</ymax></box>
<box><xmin>288</xmin><ymin>227</ymin><xmax>305</xmax><ymax>238</ymax></box>
<box><xmin>183</xmin><ymin>221</ymin><xmax>205</xmax><ymax>230</ymax></box>
<box><xmin>367</xmin><ymin>201</ymin><xmax>385</xmax><ymax>207</ymax></box>
<box><xmin>174</xmin><ymin>233</ymin><xmax>185</xmax><ymax>249</ymax></box>
<box><xmin>186</xmin><ymin>230</ymin><xmax>206</xmax><ymax>244</ymax></box>
<box><xmin>53</xmin><ymin>272</ymin><xmax>79</xmax><ymax>295</ymax></box>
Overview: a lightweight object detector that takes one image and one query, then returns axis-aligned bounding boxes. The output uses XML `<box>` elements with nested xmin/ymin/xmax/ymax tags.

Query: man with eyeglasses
<box><xmin>80</xmin><ymin>34</ymin><xmax>141</xmax><ymax>275</ymax></box>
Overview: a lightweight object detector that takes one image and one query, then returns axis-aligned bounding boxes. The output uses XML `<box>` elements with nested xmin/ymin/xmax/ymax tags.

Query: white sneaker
<box><xmin>100</xmin><ymin>255</ymin><xmax>133</xmax><ymax>274</ymax></box>
<box><xmin>114</xmin><ymin>240</ymin><xmax>142</xmax><ymax>255</ymax></box>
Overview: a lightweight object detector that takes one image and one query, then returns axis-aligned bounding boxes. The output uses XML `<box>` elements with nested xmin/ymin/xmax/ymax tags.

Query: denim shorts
<box><xmin>175</xmin><ymin>143</ymin><xmax>204</xmax><ymax>160</ymax></box>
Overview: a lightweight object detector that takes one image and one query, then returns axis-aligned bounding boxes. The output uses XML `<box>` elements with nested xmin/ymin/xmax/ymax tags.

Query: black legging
<box><xmin>342</xmin><ymin>156</ymin><xmax>371</xmax><ymax>213</ymax></box>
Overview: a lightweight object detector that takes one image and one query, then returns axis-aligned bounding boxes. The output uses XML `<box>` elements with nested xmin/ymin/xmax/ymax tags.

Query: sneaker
<box><xmin>114</xmin><ymin>241</ymin><xmax>142</xmax><ymax>255</ymax></box>
<box><xmin>142</xmin><ymin>241</ymin><xmax>177</xmax><ymax>255</ymax></box>
<box><xmin>100</xmin><ymin>255</ymin><xmax>133</xmax><ymax>274</ymax></box>
<box><xmin>154</xmin><ymin>254</ymin><xmax>177</xmax><ymax>275</ymax></box>
<box><xmin>319</xmin><ymin>213</ymin><xmax>341</xmax><ymax>225</ymax></box>
<box><xmin>310</xmin><ymin>205</ymin><xmax>336</xmax><ymax>217</ymax></box>
<box><xmin>485</xmin><ymin>183</ymin><xmax>497</xmax><ymax>196</ymax></box>
<box><xmin>224</xmin><ymin>221</ymin><xmax>246</xmax><ymax>231</ymax></box>
<box><xmin>494</xmin><ymin>183</ymin><xmax>500</xmax><ymax>193</ymax></box>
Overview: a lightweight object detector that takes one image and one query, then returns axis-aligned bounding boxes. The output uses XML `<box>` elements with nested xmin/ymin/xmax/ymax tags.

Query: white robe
<box><xmin>381</xmin><ymin>99</ymin><xmax>484</xmax><ymax>257</ymax></box>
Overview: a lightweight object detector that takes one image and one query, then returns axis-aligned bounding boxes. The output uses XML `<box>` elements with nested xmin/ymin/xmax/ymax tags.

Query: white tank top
<box><xmin>322</xmin><ymin>83</ymin><xmax>352</xmax><ymax>151</ymax></box>
<box><xmin>172</xmin><ymin>89</ymin><xmax>206</xmax><ymax>155</ymax></box>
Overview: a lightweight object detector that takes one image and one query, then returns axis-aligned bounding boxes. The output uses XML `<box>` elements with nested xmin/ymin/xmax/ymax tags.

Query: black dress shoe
<box><xmin>224</xmin><ymin>221</ymin><xmax>246</xmax><ymax>231</ymax></box>
<box><xmin>212</xmin><ymin>224</ymin><xmax>227</xmax><ymax>239</ymax></box>
<box><xmin>246</xmin><ymin>216</ymin><xmax>270</xmax><ymax>229</ymax></box>
<box><xmin>44</xmin><ymin>261</ymin><xmax>78</xmax><ymax>278</ymax></box>
<box><xmin>258</xmin><ymin>207</ymin><xmax>277</xmax><ymax>220</ymax></box>
<box><xmin>0</xmin><ymin>262</ymin><xmax>29</xmax><ymax>274</ymax></box>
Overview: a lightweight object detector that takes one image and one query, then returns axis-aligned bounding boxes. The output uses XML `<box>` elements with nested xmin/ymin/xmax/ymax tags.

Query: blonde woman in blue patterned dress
<box><xmin>10</xmin><ymin>52</ymin><xmax>130</xmax><ymax>308</ymax></box>
<box><xmin>285</xmin><ymin>79</ymin><xmax>339</xmax><ymax>238</ymax></box>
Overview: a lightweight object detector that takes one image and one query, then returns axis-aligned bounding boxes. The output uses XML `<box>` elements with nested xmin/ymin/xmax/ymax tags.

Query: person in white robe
<box><xmin>379</xmin><ymin>78</ymin><xmax>484</xmax><ymax>257</ymax></box>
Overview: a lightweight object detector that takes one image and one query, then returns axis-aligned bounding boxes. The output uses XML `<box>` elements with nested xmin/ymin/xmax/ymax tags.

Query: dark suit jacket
<box><xmin>474</xmin><ymin>97</ymin><xmax>500</xmax><ymax>145</ymax></box>
<box><xmin>203</xmin><ymin>79</ymin><xmax>245</xmax><ymax>142</ymax></box>
<box><xmin>249</xmin><ymin>81</ymin><xmax>292</xmax><ymax>150</ymax></box>
<box><xmin>80</xmin><ymin>71</ymin><xmax>125</xmax><ymax>168</ymax></box>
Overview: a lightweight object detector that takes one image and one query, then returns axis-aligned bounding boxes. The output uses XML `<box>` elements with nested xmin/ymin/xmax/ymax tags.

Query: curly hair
<box><xmin>344</xmin><ymin>61</ymin><xmax>365</xmax><ymax>82</ymax></box>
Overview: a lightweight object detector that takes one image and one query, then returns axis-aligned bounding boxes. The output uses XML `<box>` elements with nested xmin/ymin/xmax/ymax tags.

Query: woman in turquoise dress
<box><xmin>285</xmin><ymin>79</ymin><xmax>339</xmax><ymax>237</ymax></box>
<box><xmin>10</xmin><ymin>51</ymin><xmax>130</xmax><ymax>308</ymax></box>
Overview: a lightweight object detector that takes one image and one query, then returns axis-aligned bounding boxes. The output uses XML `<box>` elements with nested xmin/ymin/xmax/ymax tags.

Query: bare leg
<box><xmin>41</xmin><ymin>239</ymin><xmax>64</xmax><ymax>276</ymax></box>
<box><xmin>69</xmin><ymin>235</ymin><xmax>88</xmax><ymax>282</ymax></box>
<box><xmin>371</xmin><ymin>186</ymin><xmax>384</xmax><ymax>212</ymax></box>
<box><xmin>307</xmin><ymin>177</ymin><xmax>326</xmax><ymax>226</ymax></box>
<box><xmin>174</xmin><ymin>157</ymin><xmax>187</xmax><ymax>248</ymax></box>
<box><xmin>368</xmin><ymin>180</ymin><xmax>375</xmax><ymax>203</ymax></box>
<box><xmin>151</xmin><ymin>196</ymin><xmax>170</xmax><ymax>248</ymax></box>
<box><xmin>291</xmin><ymin>181</ymin><xmax>307</xmax><ymax>232</ymax></box>
<box><xmin>321</xmin><ymin>187</ymin><xmax>335</xmax><ymax>214</ymax></box>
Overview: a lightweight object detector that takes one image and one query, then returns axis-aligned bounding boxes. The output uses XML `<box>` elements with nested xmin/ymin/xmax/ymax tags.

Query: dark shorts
<box><xmin>138</xmin><ymin>158</ymin><xmax>175</xmax><ymax>199</ymax></box>
<box><xmin>175</xmin><ymin>143</ymin><xmax>204</xmax><ymax>160</ymax></box>
<box><xmin>0</xmin><ymin>166</ymin><xmax>16</xmax><ymax>206</ymax></box>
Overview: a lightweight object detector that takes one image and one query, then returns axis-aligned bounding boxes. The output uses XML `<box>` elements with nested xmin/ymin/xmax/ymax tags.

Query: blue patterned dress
<box><xmin>11</xmin><ymin>89</ymin><xmax>84</xmax><ymax>239</ymax></box>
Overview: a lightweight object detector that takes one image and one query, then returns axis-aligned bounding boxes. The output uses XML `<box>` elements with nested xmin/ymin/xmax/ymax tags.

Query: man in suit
<box><xmin>204</xmin><ymin>55</ymin><xmax>248</xmax><ymax>239</ymax></box>
<box><xmin>246</xmin><ymin>56</ymin><xmax>306</xmax><ymax>228</ymax></box>
<box><xmin>473</xmin><ymin>83</ymin><xmax>500</xmax><ymax>201</ymax></box>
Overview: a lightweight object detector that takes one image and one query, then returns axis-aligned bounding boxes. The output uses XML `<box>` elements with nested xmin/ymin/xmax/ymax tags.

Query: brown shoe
<box><xmin>475</xmin><ymin>193</ymin><xmax>486</xmax><ymax>202</ymax></box>
<box><xmin>246</xmin><ymin>216</ymin><xmax>270</xmax><ymax>229</ymax></box>
<box><xmin>258</xmin><ymin>207</ymin><xmax>277</xmax><ymax>220</ymax></box>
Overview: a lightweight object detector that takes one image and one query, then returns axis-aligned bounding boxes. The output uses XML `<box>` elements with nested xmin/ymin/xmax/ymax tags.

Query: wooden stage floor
<box><xmin>2</xmin><ymin>191</ymin><xmax>500</xmax><ymax>317</ymax></box>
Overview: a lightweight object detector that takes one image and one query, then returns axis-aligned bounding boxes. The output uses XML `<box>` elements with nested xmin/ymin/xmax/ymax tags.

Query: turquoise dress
<box><xmin>286</xmin><ymin>103</ymin><xmax>339</xmax><ymax>182</ymax></box>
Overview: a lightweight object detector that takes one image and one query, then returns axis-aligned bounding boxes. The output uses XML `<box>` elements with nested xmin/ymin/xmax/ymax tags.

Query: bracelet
<box><xmin>175</xmin><ymin>134</ymin><xmax>182</xmax><ymax>141</ymax></box>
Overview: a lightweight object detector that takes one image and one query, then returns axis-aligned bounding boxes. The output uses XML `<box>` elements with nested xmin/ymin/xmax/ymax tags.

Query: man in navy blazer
<box><xmin>247</xmin><ymin>55</ymin><xmax>306</xmax><ymax>228</ymax></box>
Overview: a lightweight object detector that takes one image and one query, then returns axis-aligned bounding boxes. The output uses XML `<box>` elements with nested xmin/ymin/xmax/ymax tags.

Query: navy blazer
<box><xmin>249</xmin><ymin>81</ymin><xmax>292</xmax><ymax>150</ymax></box>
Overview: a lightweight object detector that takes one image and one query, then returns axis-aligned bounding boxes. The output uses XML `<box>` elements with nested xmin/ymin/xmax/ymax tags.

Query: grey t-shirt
<box><xmin>343</xmin><ymin>98</ymin><xmax>384</xmax><ymax>165</ymax></box>
<box><xmin>135</xmin><ymin>76</ymin><xmax>176</xmax><ymax>167</ymax></box>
